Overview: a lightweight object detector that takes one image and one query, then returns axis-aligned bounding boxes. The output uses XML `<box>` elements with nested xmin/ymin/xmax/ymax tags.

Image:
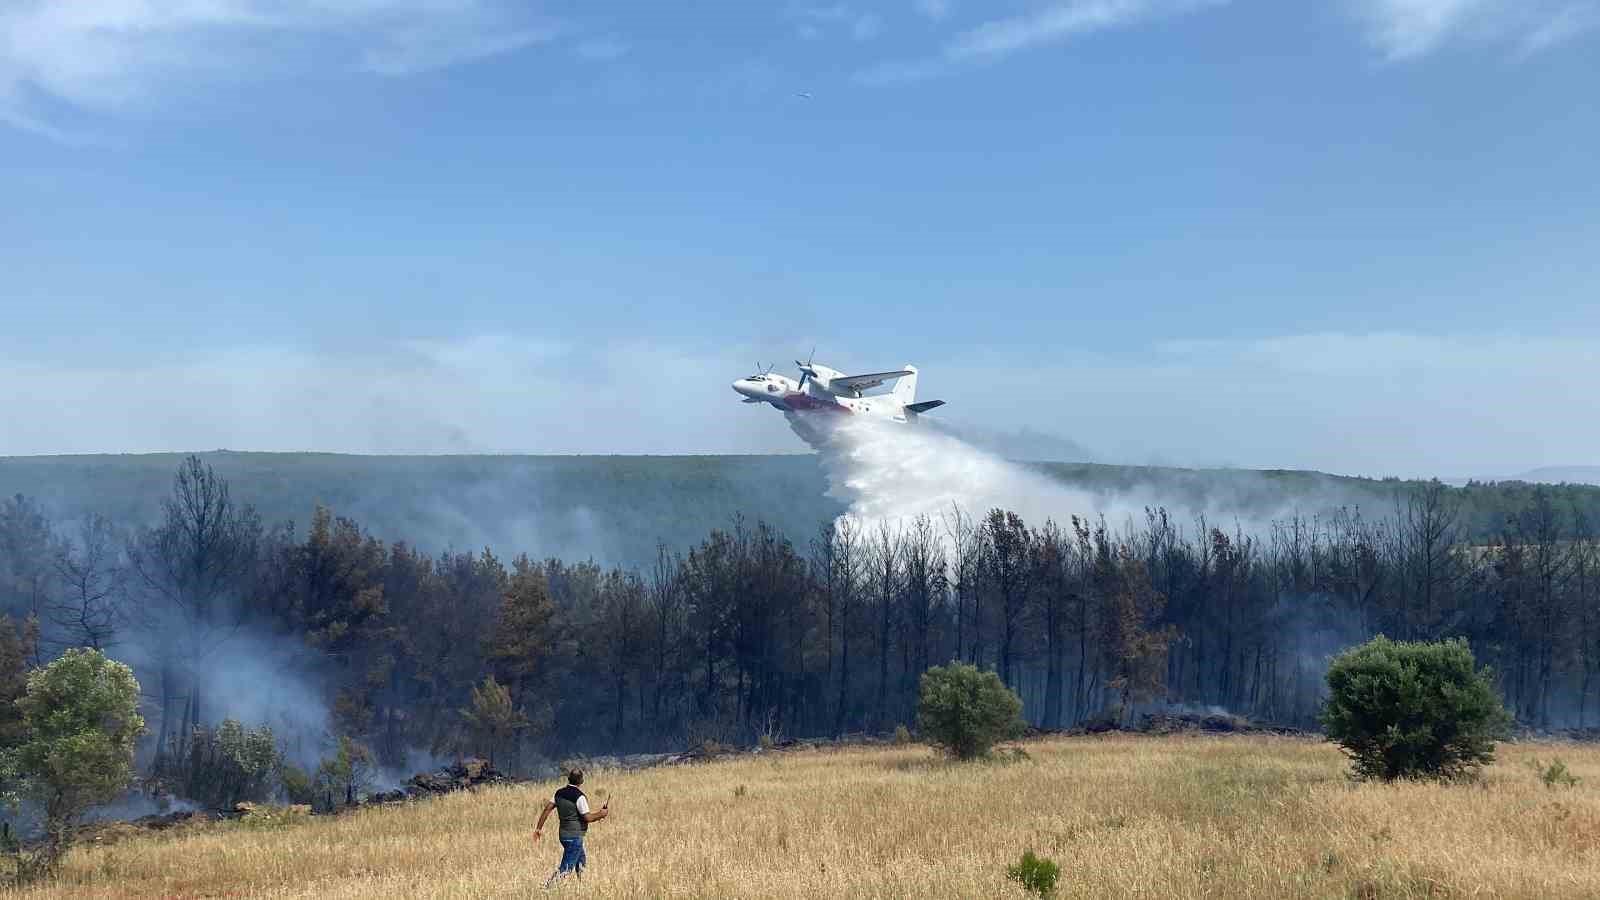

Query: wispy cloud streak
<box><xmin>1354</xmin><ymin>0</ymin><xmax>1600</xmax><ymax>60</ymax></box>
<box><xmin>0</xmin><ymin>1</ymin><xmax>561</xmax><ymax>138</ymax></box>
<box><xmin>857</xmin><ymin>0</ymin><xmax>1226</xmax><ymax>85</ymax></box>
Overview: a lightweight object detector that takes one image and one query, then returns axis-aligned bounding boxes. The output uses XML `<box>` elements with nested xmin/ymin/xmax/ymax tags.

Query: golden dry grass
<box><xmin>11</xmin><ymin>735</ymin><xmax>1600</xmax><ymax>899</ymax></box>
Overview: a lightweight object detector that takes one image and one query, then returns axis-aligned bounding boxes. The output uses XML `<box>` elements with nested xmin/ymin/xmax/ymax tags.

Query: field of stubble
<box><xmin>10</xmin><ymin>734</ymin><xmax>1600</xmax><ymax>899</ymax></box>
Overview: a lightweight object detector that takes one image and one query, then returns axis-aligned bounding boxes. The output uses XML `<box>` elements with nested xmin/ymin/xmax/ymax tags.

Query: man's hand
<box><xmin>533</xmin><ymin>828</ymin><xmax>543</xmax><ymax>842</ymax></box>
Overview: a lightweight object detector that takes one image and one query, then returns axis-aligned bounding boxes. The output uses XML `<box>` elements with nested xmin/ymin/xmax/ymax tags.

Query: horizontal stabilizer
<box><xmin>905</xmin><ymin>400</ymin><xmax>945</xmax><ymax>414</ymax></box>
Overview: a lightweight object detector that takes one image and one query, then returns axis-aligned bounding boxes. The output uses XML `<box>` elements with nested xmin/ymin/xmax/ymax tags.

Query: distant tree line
<box><xmin>2</xmin><ymin>457</ymin><xmax>1600</xmax><ymax>782</ymax></box>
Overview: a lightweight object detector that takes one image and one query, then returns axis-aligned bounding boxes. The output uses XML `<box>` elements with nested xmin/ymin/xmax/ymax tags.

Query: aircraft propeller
<box><xmin>795</xmin><ymin>346</ymin><xmax>816</xmax><ymax>390</ymax></box>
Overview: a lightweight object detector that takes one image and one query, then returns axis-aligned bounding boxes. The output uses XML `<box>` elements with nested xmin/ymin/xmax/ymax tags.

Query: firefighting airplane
<box><xmin>732</xmin><ymin>358</ymin><xmax>945</xmax><ymax>424</ymax></box>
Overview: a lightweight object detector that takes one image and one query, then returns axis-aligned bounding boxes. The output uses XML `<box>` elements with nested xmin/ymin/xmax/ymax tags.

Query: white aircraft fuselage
<box><xmin>731</xmin><ymin>362</ymin><xmax>943</xmax><ymax>424</ymax></box>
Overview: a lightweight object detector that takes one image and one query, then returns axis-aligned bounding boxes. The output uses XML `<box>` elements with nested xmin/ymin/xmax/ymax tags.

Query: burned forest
<box><xmin>2</xmin><ymin>455</ymin><xmax>1600</xmax><ymax>807</ymax></box>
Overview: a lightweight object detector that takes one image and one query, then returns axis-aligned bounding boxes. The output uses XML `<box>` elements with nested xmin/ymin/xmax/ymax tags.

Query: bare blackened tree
<box><xmin>1572</xmin><ymin>504</ymin><xmax>1600</xmax><ymax>728</ymax></box>
<box><xmin>128</xmin><ymin>456</ymin><xmax>262</xmax><ymax>750</ymax></box>
<box><xmin>1395</xmin><ymin>479</ymin><xmax>1466</xmax><ymax>640</ymax></box>
<box><xmin>942</xmin><ymin>503</ymin><xmax>983</xmax><ymax>666</ymax></box>
<box><xmin>984</xmin><ymin>509</ymin><xmax>1031</xmax><ymax>690</ymax></box>
<box><xmin>49</xmin><ymin>513</ymin><xmax>127</xmax><ymax>651</ymax></box>
<box><xmin>0</xmin><ymin>494</ymin><xmax>56</xmax><ymax>658</ymax></box>
<box><xmin>901</xmin><ymin>515</ymin><xmax>947</xmax><ymax>724</ymax></box>
<box><xmin>1030</xmin><ymin>520</ymin><xmax>1069</xmax><ymax>730</ymax></box>
<box><xmin>867</xmin><ymin>520</ymin><xmax>902</xmax><ymax>729</ymax></box>
<box><xmin>823</xmin><ymin>519</ymin><xmax>862</xmax><ymax>737</ymax></box>
<box><xmin>647</xmin><ymin>543</ymin><xmax>686</xmax><ymax>734</ymax></box>
<box><xmin>1514</xmin><ymin>488</ymin><xmax>1573</xmax><ymax>728</ymax></box>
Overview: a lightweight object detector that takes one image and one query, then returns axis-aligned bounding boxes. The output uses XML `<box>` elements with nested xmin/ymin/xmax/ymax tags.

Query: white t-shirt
<box><xmin>576</xmin><ymin>795</ymin><xmax>590</xmax><ymax>816</ymax></box>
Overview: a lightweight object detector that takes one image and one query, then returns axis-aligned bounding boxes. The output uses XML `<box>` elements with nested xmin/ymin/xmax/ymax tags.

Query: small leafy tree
<box><xmin>279</xmin><ymin>764</ymin><xmax>316</xmax><ymax>806</ymax></box>
<box><xmin>315</xmin><ymin>736</ymin><xmax>375</xmax><ymax>809</ymax></box>
<box><xmin>459</xmin><ymin>675</ymin><xmax>536</xmax><ymax>767</ymax></box>
<box><xmin>6</xmin><ymin>649</ymin><xmax>144</xmax><ymax>881</ymax></box>
<box><xmin>1321</xmin><ymin>636</ymin><xmax>1511</xmax><ymax>781</ymax></box>
<box><xmin>916</xmin><ymin>662</ymin><xmax>1025</xmax><ymax>760</ymax></box>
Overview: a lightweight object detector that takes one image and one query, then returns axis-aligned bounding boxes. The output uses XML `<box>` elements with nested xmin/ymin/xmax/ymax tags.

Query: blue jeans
<box><xmin>547</xmin><ymin>836</ymin><xmax>586</xmax><ymax>885</ymax></box>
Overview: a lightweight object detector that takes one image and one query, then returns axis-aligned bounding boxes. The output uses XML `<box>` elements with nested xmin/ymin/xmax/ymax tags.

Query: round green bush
<box><xmin>916</xmin><ymin>662</ymin><xmax>1025</xmax><ymax>760</ymax></box>
<box><xmin>1321</xmin><ymin>636</ymin><xmax>1512</xmax><ymax>781</ymax></box>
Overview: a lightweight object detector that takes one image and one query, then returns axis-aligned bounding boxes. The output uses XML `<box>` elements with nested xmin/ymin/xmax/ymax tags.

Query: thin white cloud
<box><xmin>915</xmin><ymin>0</ymin><xmax>955</xmax><ymax>23</ymax></box>
<box><xmin>788</xmin><ymin>4</ymin><xmax>884</xmax><ymax>42</ymax></box>
<box><xmin>1516</xmin><ymin>2</ymin><xmax>1600</xmax><ymax>53</ymax></box>
<box><xmin>0</xmin><ymin>0</ymin><xmax>561</xmax><ymax>137</ymax></box>
<box><xmin>1354</xmin><ymin>0</ymin><xmax>1600</xmax><ymax>60</ymax></box>
<box><xmin>857</xmin><ymin>0</ymin><xmax>1225</xmax><ymax>85</ymax></box>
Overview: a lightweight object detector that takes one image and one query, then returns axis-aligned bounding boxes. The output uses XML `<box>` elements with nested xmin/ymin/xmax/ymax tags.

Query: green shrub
<box><xmin>280</xmin><ymin>764</ymin><xmax>315</xmax><ymax>806</ymax></box>
<box><xmin>702</xmin><ymin>739</ymin><xmax>722</xmax><ymax>758</ymax></box>
<box><xmin>916</xmin><ymin>662</ymin><xmax>1025</xmax><ymax>761</ymax></box>
<box><xmin>1530</xmin><ymin>757</ymin><xmax>1581</xmax><ymax>789</ymax></box>
<box><xmin>152</xmin><ymin>718</ymin><xmax>282</xmax><ymax>810</ymax></box>
<box><xmin>893</xmin><ymin>724</ymin><xmax>912</xmax><ymax>745</ymax></box>
<box><xmin>1006</xmin><ymin>850</ymin><xmax>1060</xmax><ymax>897</ymax></box>
<box><xmin>758</xmin><ymin>733</ymin><xmax>775</xmax><ymax>752</ymax></box>
<box><xmin>1321</xmin><ymin>636</ymin><xmax>1512</xmax><ymax>781</ymax></box>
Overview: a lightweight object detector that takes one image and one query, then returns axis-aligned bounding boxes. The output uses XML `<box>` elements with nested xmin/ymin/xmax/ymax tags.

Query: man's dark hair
<box><xmin>567</xmin><ymin>769</ymin><xmax>584</xmax><ymax>786</ymax></box>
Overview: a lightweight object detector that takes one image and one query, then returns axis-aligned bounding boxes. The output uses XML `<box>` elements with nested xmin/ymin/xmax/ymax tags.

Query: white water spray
<box><xmin>791</xmin><ymin>413</ymin><xmax>1149</xmax><ymax>535</ymax></box>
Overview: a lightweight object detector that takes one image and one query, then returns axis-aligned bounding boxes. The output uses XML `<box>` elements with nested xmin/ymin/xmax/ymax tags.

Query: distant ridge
<box><xmin>1513</xmin><ymin>466</ymin><xmax>1600</xmax><ymax>486</ymax></box>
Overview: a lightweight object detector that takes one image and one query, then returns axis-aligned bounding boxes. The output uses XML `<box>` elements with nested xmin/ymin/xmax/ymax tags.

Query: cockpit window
<box><xmin>748</xmin><ymin>375</ymin><xmax>765</xmax><ymax>382</ymax></box>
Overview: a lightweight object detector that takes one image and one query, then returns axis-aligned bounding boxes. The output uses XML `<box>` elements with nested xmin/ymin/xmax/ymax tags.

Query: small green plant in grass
<box><xmin>1530</xmin><ymin>757</ymin><xmax>1581</xmax><ymax>789</ymax></box>
<box><xmin>1006</xmin><ymin>850</ymin><xmax>1060</xmax><ymax>897</ymax></box>
<box><xmin>733</xmin><ymin>784</ymin><xmax>747</xmax><ymax>799</ymax></box>
<box><xmin>702</xmin><ymin>739</ymin><xmax>722</xmax><ymax>758</ymax></box>
<box><xmin>893</xmin><ymin>724</ymin><xmax>912</xmax><ymax>745</ymax></box>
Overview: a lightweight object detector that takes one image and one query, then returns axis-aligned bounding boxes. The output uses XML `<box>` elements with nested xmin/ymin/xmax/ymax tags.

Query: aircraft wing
<box><xmin>830</xmin><ymin>369</ymin><xmax>913</xmax><ymax>393</ymax></box>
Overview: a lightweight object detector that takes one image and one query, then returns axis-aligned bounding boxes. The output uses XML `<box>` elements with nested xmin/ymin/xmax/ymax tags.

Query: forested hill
<box><xmin>1</xmin><ymin>452</ymin><xmax>1596</xmax><ymax>568</ymax></box>
<box><xmin>0</xmin><ymin>453</ymin><xmax>844</xmax><ymax>569</ymax></box>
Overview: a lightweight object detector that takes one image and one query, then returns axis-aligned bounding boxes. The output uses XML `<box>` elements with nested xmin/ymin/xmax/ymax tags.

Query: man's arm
<box><xmin>581</xmin><ymin>798</ymin><xmax>610</xmax><ymax>824</ymax></box>
<box><xmin>533</xmin><ymin>799</ymin><xmax>556</xmax><ymax>840</ymax></box>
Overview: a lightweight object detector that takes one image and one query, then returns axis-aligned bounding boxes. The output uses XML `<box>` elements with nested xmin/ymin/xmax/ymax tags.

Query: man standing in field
<box><xmin>535</xmin><ymin>768</ymin><xmax>609</xmax><ymax>886</ymax></box>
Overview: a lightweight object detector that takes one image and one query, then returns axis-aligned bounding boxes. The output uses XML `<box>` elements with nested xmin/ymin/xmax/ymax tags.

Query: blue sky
<box><xmin>2</xmin><ymin>0</ymin><xmax>1597</xmax><ymax>476</ymax></box>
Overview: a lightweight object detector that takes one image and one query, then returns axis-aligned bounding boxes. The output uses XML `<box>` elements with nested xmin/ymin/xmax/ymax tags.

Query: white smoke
<box><xmin>792</xmin><ymin>413</ymin><xmax>1148</xmax><ymax>534</ymax></box>
<box><xmin>789</xmin><ymin>412</ymin><xmax>1364</xmax><ymax>543</ymax></box>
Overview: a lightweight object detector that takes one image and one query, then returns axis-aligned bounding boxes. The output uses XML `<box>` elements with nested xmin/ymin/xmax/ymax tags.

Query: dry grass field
<box><xmin>10</xmin><ymin>734</ymin><xmax>1600</xmax><ymax>899</ymax></box>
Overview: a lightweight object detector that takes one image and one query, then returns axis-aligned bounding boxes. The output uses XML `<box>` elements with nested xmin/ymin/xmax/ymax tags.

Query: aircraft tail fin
<box><xmin>892</xmin><ymin>365</ymin><xmax>919</xmax><ymax>405</ymax></box>
<box><xmin>905</xmin><ymin>400</ymin><xmax>945</xmax><ymax>414</ymax></box>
